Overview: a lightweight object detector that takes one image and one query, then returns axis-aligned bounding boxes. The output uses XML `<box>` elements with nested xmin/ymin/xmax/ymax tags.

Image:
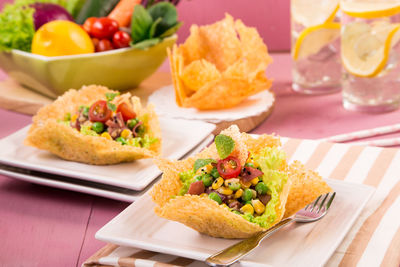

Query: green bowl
<box><xmin>0</xmin><ymin>35</ymin><xmax>176</xmax><ymax>98</ymax></box>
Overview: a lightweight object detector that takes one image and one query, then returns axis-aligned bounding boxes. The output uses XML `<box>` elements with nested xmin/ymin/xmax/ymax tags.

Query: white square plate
<box><xmin>0</xmin><ymin>135</ymin><xmax>214</xmax><ymax>202</ymax></box>
<box><xmin>0</xmin><ymin>118</ymin><xmax>215</xmax><ymax>191</ymax></box>
<box><xmin>95</xmin><ymin>179</ymin><xmax>374</xmax><ymax>266</ymax></box>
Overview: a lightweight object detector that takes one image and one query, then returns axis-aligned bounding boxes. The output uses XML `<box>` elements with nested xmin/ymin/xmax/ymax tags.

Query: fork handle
<box><xmin>205</xmin><ymin>218</ymin><xmax>293</xmax><ymax>266</ymax></box>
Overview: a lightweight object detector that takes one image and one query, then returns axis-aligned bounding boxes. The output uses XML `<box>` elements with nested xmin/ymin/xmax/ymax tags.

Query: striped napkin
<box><xmin>83</xmin><ymin>138</ymin><xmax>400</xmax><ymax>267</ymax></box>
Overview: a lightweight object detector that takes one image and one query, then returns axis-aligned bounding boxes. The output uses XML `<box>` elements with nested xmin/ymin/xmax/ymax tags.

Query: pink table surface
<box><xmin>1</xmin><ymin>53</ymin><xmax>400</xmax><ymax>266</ymax></box>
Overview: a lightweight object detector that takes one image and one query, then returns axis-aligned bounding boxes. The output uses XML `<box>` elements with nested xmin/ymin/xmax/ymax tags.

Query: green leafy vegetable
<box><xmin>65</xmin><ymin>0</ymin><xmax>86</xmax><ymax>19</ymax></box>
<box><xmin>131</xmin><ymin>4</ymin><xmax>154</xmax><ymax>43</ymax></box>
<box><xmin>159</xmin><ymin>21</ymin><xmax>182</xmax><ymax>38</ymax></box>
<box><xmin>0</xmin><ymin>0</ymin><xmax>68</xmax><ymax>52</ymax></box>
<box><xmin>105</xmin><ymin>92</ymin><xmax>119</xmax><ymax>102</ymax></box>
<box><xmin>149</xmin><ymin>17</ymin><xmax>162</xmax><ymax>38</ymax></box>
<box><xmin>107</xmin><ymin>102</ymin><xmax>117</xmax><ymax>112</ymax></box>
<box><xmin>75</xmin><ymin>0</ymin><xmax>119</xmax><ymax>24</ymax></box>
<box><xmin>215</xmin><ymin>134</ymin><xmax>235</xmax><ymax>159</ymax></box>
<box><xmin>147</xmin><ymin>2</ymin><xmax>177</xmax><ymax>37</ymax></box>
<box><xmin>131</xmin><ymin>38</ymin><xmax>160</xmax><ymax>49</ymax></box>
<box><xmin>193</xmin><ymin>158</ymin><xmax>217</xmax><ymax>172</ymax></box>
<box><xmin>178</xmin><ymin>169</ymin><xmax>196</xmax><ymax>195</ymax></box>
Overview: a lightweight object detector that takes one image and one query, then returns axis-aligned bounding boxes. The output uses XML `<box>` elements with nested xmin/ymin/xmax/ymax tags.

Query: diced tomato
<box><xmin>217</xmin><ymin>156</ymin><xmax>241</xmax><ymax>179</ymax></box>
<box><xmin>89</xmin><ymin>100</ymin><xmax>112</xmax><ymax>122</ymax></box>
<box><xmin>116</xmin><ymin>102</ymin><xmax>136</xmax><ymax>121</ymax></box>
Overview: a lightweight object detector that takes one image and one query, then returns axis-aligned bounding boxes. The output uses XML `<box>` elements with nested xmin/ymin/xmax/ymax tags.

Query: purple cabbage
<box><xmin>32</xmin><ymin>3</ymin><xmax>73</xmax><ymax>30</ymax></box>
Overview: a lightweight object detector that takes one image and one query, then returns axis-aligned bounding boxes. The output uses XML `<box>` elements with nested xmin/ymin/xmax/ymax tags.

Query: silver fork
<box><xmin>205</xmin><ymin>192</ymin><xmax>336</xmax><ymax>266</ymax></box>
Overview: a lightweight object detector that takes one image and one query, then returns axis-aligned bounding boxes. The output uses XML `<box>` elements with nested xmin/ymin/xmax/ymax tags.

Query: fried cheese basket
<box><xmin>151</xmin><ymin>125</ymin><xmax>331</xmax><ymax>238</ymax></box>
<box><xmin>168</xmin><ymin>14</ymin><xmax>273</xmax><ymax>110</ymax></box>
<box><xmin>25</xmin><ymin>85</ymin><xmax>161</xmax><ymax>165</ymax></box>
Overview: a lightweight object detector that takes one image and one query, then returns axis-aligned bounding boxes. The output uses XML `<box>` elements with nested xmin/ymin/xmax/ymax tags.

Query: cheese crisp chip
<box><xmin>151</xmin><ymin>126</ymin><xmax>332</xmax><ymax>238</ymax></box>
<box><xmin>168</xmin><ymin>14</ymin><xmax>273</xmax><ymax>110</ymax></box>
<box><xmin>25</xmin><ymin>85</ymin><xmax>161</xmax><ymax>165</ymax></box>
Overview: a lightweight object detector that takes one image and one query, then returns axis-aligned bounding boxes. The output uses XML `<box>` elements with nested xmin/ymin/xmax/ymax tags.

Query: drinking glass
<box><xmin>291</xmin><ymin>0</ymin><xmax>341</xmax><ymax>94</ymax></box>
<box><xmin>341</xmin><ymin>0</ymin><xmax>400</xmax><ymax>112</ymax></box>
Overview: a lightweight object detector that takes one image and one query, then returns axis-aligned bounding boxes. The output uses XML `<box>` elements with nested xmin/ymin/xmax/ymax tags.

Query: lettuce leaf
<box><xmin>178</xmin><ymin>169</ymin><xmax>195</xmax><ymax>196</ymax></box>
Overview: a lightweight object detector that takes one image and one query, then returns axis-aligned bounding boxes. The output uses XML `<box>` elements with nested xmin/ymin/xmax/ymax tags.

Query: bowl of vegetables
<box><xmin>0</xmin><ymin>0</ymin><xmax>180</xmax><ymax>98</ymax></box>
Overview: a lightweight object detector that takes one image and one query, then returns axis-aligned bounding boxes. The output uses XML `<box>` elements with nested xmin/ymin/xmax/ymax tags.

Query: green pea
<box><xmin>242</xmin><ymin>189</ymin><xmax>253</xmax><ymax>202</ymax></box>
<box><xmin>194</xmin><ymin>174</ymin><xmax>203</xmax><ymax>181</ymax></box>
<box><xmin>228</xmin><ymin>182</ymin><xmax>241</xmax><ymax>191</ymax></box>
<box><xmin>209</xmin><ymin>192</ymin><xmax>222</xmax><ymax>204</ymax></box>
<box><xmin>245</xmin><ymin>162</ymin><xmax>255</xmax><ymax>168</ymax></box>
<box><xmin>202</xmin><ymin>174</ymin><xmax>213</xmax><ymax>187</ymax></box>
<box><xmin>255</xmin><ymin>182</ymin><xmax>268</xmax><ymax>195</ymax></box>
<box><xmin>92</xmin><ymin>122</ymin><xmax>104</xmax><ymax>133</ymax></box>
<box><xmin>82</xmin><ymin>106</ymin><xmax>89</xmax><ymax>117</ymax></box>
<box><xmin>210</xmin><ymin>167</ymin><xmax>220</xmax><ymax>178</ymax></box>
<box><xmin>127</xmin><ymin>119</ymin><xmax>138</xmax><ymax>129</ymax></box>
<box><xmin>136</xmin><ymin>124</ymin><xmax>145</xmax><ymax>135</ymax></box>
<box><xmin>116</xmin><ymin>137</ymin><xmax>127</xmax><ymax>145</ymax></box>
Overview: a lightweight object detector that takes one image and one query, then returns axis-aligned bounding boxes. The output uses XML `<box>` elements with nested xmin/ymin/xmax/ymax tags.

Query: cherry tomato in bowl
<box><xmin>90</xmin><ymin>17</ymin><xmax>119</xmax><ymax>39</ymax></box>
<box><xmin>83</xmin><ymin>17</ymin><xmax>97</xmax><ymax>33</ymax></box>
<box><xmin>217</xmin><ymin>156</ymin><xmax>241</xmax><ymax>179</ymax></box>
<box><xmin>96</xmin><ymin>39</ymin><xmax>114</xmax><ymax>52</ymax></box>
<box><xmin>117</xmin><ymin>102</ymin><xmax>136</xmax><ymax>121</ymax></box>
<box><xmin>112</xmin><ymin>31</ymin><xmax>131</xmax><ymax>48</ymax></box>
<box><xmin>89</xmin><ymin>100</ymin><xmax>112</xmax><ymax>122</ymax></box>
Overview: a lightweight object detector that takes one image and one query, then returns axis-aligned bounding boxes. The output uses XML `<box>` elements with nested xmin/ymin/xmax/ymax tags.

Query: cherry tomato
<box><xmin>217</xmin><ymin>156</ymin><xmax>241</xmax><ymax>179</ymax></box>
<box><xmin>90</xmin><ymin>17</ymin><xmax>119</xmax><ymax>39</ymax></box>
<box><xmin>91</xmin><ymin>38</ymin><xmax>99</xmax><ymax>48</ymax></box>
<box><xmin>89</xmin><ymin>100</ymin><xmax>112</xmax><ymax>122</ymax></box>
<box><xmin>116</xmin><ymin>102</ymin><xmax>136</xmax><ymax>121</ymax></box>
<box><xmin>95</xmin><ymin>39</ymin><xmax>114</xmax><ymax>52</ymax></box>
<box><xmin>112</xmin><ymin>31</ymin><xmax>131</xmax><ymax>48</ymax></box>
<box><xmin>83</xmin><ymin>17</ymin><xmax>98</xmax><ymax>34</ymax></box>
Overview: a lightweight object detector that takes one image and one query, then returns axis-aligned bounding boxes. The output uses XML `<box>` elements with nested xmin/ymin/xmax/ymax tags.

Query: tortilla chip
<box><xmin>284</xmin><ymin>161</ymin><xmax>333</xmax><ymax>218</ymax></box>
<box><xmin>25</xmin><ymin>85</ymin><xmax>161</xmax><ymax>165</ymax></box>
<box><xmin>169</xmin><ymin>14</ymin><xmax>273</xmax><ymax>110</ymax></box>
<box><xmin>150</xmin><ymin>125</ymin><xmax>291</xmax><ymax>238</ymax></box>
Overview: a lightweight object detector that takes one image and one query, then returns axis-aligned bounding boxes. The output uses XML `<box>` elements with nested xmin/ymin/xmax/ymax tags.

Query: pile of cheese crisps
<box><xmin>151</xmin><ymin>125</ymin><xmax>332</xmax><ymax>238</ymax></box>
<box><xmin>169</xmin><ymin>14</ymin><xmax>273</xmax><ymax>110</ymax></box>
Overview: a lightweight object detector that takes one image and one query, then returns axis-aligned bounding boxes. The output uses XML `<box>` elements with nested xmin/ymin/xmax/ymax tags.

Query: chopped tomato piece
<box><xmin>117</xmin><ymin>102</ymin><xmax>136</xmax><ymax>121</ymax></box>
<box><xmin>89</xmin><ymin>100</ymin><xmax>112</xmax><ymax>122</ymax></box>
<box><xmin>188</xmin><ymin>180</ymin><xmax>205</xmax><ymax>195</ymax></box>
<box><xmin>217</xmin><ymin>156</ymin><xmax>241</xmax><ymax>179</ymax></box>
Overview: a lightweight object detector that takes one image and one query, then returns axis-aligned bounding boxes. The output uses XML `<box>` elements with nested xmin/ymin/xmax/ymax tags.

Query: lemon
<box><xmin>32</xmin><ymin>21</ymin><xmax>94</xmax><ymax>57</ymax></box>
<box><xmin>341</xmin><ymin>21</ymin><xmax>400</xmax><ymax>77</ymax></box>
<box><xmin>341</xmin><ymin>1</ymin><xmax>400</xmax><ymax>19</ymax></box>
<box><xmin>293</xmin><ymin>23</ymin><xmax>340</xmax><ymax>60</ymax></box>
<box><xmin>291</xmin><ymin>0</ymin><xmax>339</xmax><ymax>27</ymax></box>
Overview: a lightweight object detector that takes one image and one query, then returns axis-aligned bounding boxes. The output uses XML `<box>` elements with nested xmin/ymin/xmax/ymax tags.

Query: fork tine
<box><xmin>317</xmin><ymin>193</ymin><xmax>329</xmax><ymax>212</ymax></box>
<box><xmin>310</xmin><ymin>195</ymin><xmax>321</xmax><ymax>212</ymax></box>
<box><xmin>326</xmin><ymin>192</ymin><xmax>336</xmax><ymax>210</ymax></box>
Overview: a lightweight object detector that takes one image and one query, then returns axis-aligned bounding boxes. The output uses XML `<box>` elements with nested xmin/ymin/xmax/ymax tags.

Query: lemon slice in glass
<box><xmin>341</xmin><ymin>21</ymin><xmax>400</xmax><ymax>77</ymax></box>
<box><xmin>293</xmin><ymin>23</ymin><xmax>340</xmax><ymax>60</ymax></box>
<box><xmin>291</xmin><ymin>0</ymin><xmax>339</xmax><ymax>27</ymax></box>
<box><xmin>341</xmin><ymin>1</ymin><xmax>400</xmax><ymax>19</ymax></box>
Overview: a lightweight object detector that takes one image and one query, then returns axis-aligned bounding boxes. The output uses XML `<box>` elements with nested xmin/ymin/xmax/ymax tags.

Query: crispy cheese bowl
<box><xmin>25</xmin><ymin>85</ymin><xmax>161</xmax><ymax>165</ymax></box>
<box><xmin>150</xmin><ymin>125</ymin><xmax>332</xmax><ymax>238</ymax></box>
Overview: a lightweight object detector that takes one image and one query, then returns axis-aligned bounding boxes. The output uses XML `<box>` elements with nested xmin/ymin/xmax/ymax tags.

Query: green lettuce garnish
<box><xmin>178</xmin><ymin>169</ymin><xmax>195</xmax><ymax>196</ymax></box>
<box><xmin>242</xmin><ymin>147</ymin><xmax>288</xmax><ymax>228</ymax></box>
<box><xmin>215</xmin><ymin>134</ymin><xmax>235</xmax><ymax>159</ymax></box>
<box><xmin>193</xmin><ymin>158</ymin><xmax>216</xmax><ymax>172</ymax></box>
<box><xmin>80</xmin><ymin>125</ymin><xmax>98</xmax><ymax>137</ymax></box>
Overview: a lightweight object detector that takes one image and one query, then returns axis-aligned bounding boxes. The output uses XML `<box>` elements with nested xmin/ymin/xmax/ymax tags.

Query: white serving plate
<box><xmin>96</xmin><ymin>179</ymin><xmax>374</xmax><ymax>267</ymax></box>
<box><xmin>0</xmin><ymin>135</ymin><xmax>214</xmax><ymax>202</ymax></box>
<box><xmin>0</xmin><ymin>118</ymin><xmax>215</xmax><ymax>191</ymax></box>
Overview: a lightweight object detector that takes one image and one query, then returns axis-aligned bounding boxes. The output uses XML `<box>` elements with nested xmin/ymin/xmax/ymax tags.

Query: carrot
<box><xmin>108</xmin><ymin>0</ymin><xmax>142</xmax><ymax>27</ymax></box>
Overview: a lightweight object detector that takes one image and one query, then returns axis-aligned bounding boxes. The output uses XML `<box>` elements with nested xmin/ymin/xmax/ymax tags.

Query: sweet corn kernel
<box><xmin>240</xmin><ymin>203</ymin><xmax>254</xmax><ymax>215</ymax></box>
<box><xmin>120</xmin><ymin>129</ymin><xmax>132</xmax><ymax>139</ymax></box>
<box><xmin>224</xmin><ymin>178</ymin><xmax>239</xmax><ymax>187</ymax></box>
<box><xmin>240</xmin><ymin>180</ymin><xmax>252</xmax><ymax>189</ymax></box>
<box><xmin>217</xmin><ymin>186</ymin><xmax>233</xmax><ymax>195</ymax></box>
<box><xmin>250</xmin><ymin>177</ymin><xmax>259</xmax><ymax>185</ymax></box>
<box><xmin>101</xmin><ymin>132</ymin><xmax>112</xmax><ymax>140</ymax></box>
<box><xmin>71</xmin><ymin>114</ymin><xmax>78</xmax><ymax>123</ymax></box>
<box><xmin>196</xmin><ymin>164</ymin><xmax>213</xmax><ymax>175</ymax></box>
<box><xmin>212</xmin><ymin>177</ymin><xmax>224</xmax><ymax>190</ymax></box>
<box><xmin>234</xmin><ymin>189</ymin><xmax>243</xmax><ymax>198</ymax></box>
<box><xmin>252</xmin><ymin>199</ymin><xmax>265</xmax><ymax>215</ymax></box>
<box><xmin>200</xmin><ymin>193</ymin><xmax>208</xmax><ymax>198</ymax></box>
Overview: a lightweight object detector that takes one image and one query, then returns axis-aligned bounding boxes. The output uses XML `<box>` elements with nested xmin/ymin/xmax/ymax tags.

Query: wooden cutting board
<box><xmin>0</xmin><ymin>72</ymin><xmax>273</xmax><ymax>134</ymax></box>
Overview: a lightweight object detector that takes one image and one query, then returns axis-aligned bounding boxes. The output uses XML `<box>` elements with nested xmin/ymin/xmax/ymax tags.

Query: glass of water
<box><xmin>341</xmin><ymin>0</ymin><xmax>400</xmax><ymax>112</ymax></box>
<box><xmin>291</xmin><ymin>0</ymin><xmax>341</xmax><ymax>94</ymax></box>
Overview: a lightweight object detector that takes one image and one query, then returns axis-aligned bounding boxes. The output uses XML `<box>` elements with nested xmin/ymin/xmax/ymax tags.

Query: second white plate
<box><xmin>0</xmin><ymin>118</ymin><xmax>215</xmax><ymax>191</ymax></box>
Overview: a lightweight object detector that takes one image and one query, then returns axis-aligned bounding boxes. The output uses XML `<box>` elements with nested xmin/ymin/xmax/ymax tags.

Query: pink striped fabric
<box><xmin>84</xmin><ymin>138</ymin><xmax>400</xmax><ymax>267</ymax></box>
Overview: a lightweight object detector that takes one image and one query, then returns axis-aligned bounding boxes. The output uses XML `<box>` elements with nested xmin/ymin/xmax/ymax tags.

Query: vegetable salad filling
<box><xmin>178</xmin><ymin>134</ymin><xmax>288</xmax><ymax>228</ymax></box>
<box><xmin>59</xmin><ymin>92</ymin><xmax>158</xmax><ymax>148</ymax></box>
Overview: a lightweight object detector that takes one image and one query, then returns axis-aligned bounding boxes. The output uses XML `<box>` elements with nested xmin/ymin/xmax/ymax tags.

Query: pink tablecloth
<box><xmin>1</xmin><ymin>53</ymin><xmax>400</xmax><ymax>266</ymax></box>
